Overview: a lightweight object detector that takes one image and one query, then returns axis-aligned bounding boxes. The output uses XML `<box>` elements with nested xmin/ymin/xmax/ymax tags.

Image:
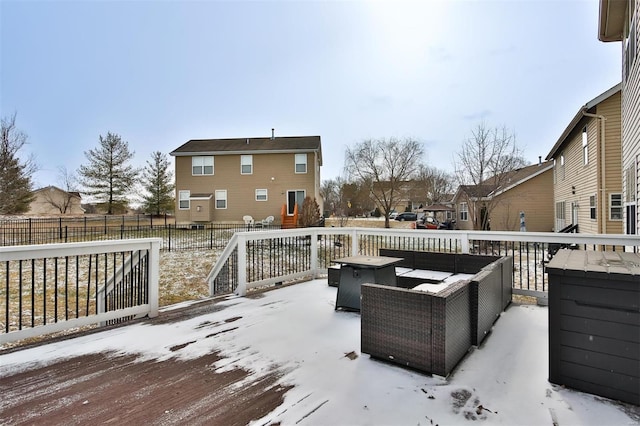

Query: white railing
<box><xmin>208</xmin><ymin>228</ymin><xmax>640</xmax><ymax>297</ymax></box>
<box><xmin>0</xmin><ymin>238</ymin><xmax>161</xmax><ymax>344</ymax></box>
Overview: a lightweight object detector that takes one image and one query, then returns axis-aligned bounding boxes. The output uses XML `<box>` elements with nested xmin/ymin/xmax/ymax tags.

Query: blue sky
<box><xmin>1</xmin><ymin>0</ymin><xmax>621</xmax><ymax>189</ymax></box>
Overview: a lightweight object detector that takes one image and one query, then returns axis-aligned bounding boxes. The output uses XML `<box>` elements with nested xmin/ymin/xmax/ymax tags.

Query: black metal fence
<box><xmin>0</xmin><ymin>216</ymin><xmax>279</xmax><ymax>251</ymax></box>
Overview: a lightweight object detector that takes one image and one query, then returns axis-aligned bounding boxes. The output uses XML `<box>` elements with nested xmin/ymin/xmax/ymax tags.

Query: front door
<box><xmin>571</xmin><ymin>202</ymin><xmax>579</xmax><ymax>227</ymax></box>
<box><xmin>287</xmin><ymin>190</ymin><xmax>306</xmax><ymax>215</ymax></box>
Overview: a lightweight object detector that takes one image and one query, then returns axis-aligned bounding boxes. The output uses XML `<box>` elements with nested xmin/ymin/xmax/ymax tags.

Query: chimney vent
<box><xmin>271</xmin><ymin>128</ymin><xmax>275</xmax><ymax>140</ymax></box>
<box><xmin>538</xmin><ymin>156</ymin><xmax>542</xmax><ymax>165</ymax></box>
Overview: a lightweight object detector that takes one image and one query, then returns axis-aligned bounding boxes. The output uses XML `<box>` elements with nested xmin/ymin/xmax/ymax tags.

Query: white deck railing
<box><xmin>208</xmin><ymin>228</ymin><xmax>640</xmax><ymax>298</ymax></box>
<box><xmin>0</xmin><ymin>238</ymin><xmax>161</xmax><ymax>344</ymax></box>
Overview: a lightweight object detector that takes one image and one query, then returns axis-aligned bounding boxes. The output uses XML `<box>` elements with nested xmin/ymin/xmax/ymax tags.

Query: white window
<box><xmin>179</xmin><ymin>190</ymin><xmax>190</xmax><ymax>210</ymax></box>
<box><xmin>556</xmin><ymin>201</ymin><xmax>566</xmax><ymax>231</ymax></box>
<box><xmin>295</xmin><ymin>153</ymin><xmax>307</xmax><ymax>174</ymax></box>
<box><xmin>459</xmin><ymin>202</ymin><xmax>468</xmax><ymax>221</ymax></box>
<box><xmin>560</xmin><ymin>153</ymin><xmax>565</xmax><ymax>180</ymax></box>
<box><xmin>582</xmin><ymin>127</ymin><xmax>588</xmax><ymax>165</ymax></box>
<box><xmin>215</xmin><ymin>190</ymin><xmax>227</xmax><ymax>209</ymax></box>
<box><xmin>256</xmin><ymin>189</ymin><xmax>268</xmax><ymax>201</ymax></box>
<box><xmin>610</xmin><ymin>193</ymin><xmax>622</xmax><ymax>220</ymax></box>
<box><xmin>192</xmin><ymin>156</ymin><xmax>214</xmax><ymax>175</ymax></box>
<box><xmin>589</xmin><ymin>195</ymin><xmax>596</xmax><ymax>220</ymax></box>
<box><xmin>241</xmin><ymin>155</ymin><xmax>253</xmax><ymax>175</ymax></box>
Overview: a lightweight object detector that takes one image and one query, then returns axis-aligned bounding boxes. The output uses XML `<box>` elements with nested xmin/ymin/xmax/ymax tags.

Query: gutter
<box><xmin>582</xmin><ymin>111</ymin><xmax>607</xmax><ymax>234</ymax></box>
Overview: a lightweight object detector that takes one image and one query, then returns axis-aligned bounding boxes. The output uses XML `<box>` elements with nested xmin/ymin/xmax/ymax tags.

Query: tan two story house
<box><xmin>170</xmin><ymin>135</ymin><xmax>322</xmax><ymax>225</ymax></box>
<box><xmin>545</xmin><ymin>84</ymin><xmax>622</xmax><ymax>234</ymax></box>
<box><xmin>452</xmin><ymin>161</ymin><xmax>555</xmax><ymax>232</ymax></box>
<box><xmin>599</xmin><ymin>0</ymin><xmax>640</xmax><ymax>234</ymax></box>
<box><xmin>27</xmin><ymin>186</ymin><xmax>84</xmax><ymax>215</ymax></box>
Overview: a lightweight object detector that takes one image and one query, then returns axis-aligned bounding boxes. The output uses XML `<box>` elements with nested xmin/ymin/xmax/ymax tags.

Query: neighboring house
<box><xmin>545</xmin><ymin>84</ymin><xmax>622</xmax><ymax>234</ymax></box>
<box><xmin>169</xmin><ymin>135</ymin><xmax>322</xmax><ymax>225</ymax></box>
<box><xmin>27</xmin><ymin>186</ymin><xmax>84</xmax><ymax>215</ymax></box>
<box><xmin>599</xmin><ymin>0</ymin><xmax>640</xmax><ymax>234</ymax></box>
<box><xmin>452</xmin><ymin>161</ymin><xmax>555</xmax><ymax>232</ymax></box>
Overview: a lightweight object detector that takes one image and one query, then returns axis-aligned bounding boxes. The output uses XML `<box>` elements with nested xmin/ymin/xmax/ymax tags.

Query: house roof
<box><xmin>545</xmin><ymin>83</ymin><xmax>621</xmax><ymax>160</ymax></box>
<box><xmin>170</xmin><ymin>136</ymin><xmax>323</xmax><ymax>165</ymax></box>
<box><xmin>33</xmin><ymin>185</ymin><xmax>81</xmax><ymax>199</ymax></box>
<box><xmin>422</xmin><ymin>203</ymin><xmax>455</xmax><ymax>212</ymax></box>
<box><xmin>598</xmin><ymin>0</ymin><xmax>627</xmax><ymax>42</ymax></box>
<box><xmin>455</xmin><ymin>184</ymin><xmax>496</xmax><ymax>200</ymax></box>
<box><xmin>453</xmin><ymin>161</ymin><xmax>554</xmax><ymax>201</ymax></box>
<box><xmin>488</xmin><ymin>161</ymin><xmax>554</xmax><ymax>197</ymax></box>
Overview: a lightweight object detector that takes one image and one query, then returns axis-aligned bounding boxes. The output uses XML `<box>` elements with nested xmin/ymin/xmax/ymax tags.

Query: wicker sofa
<box><xmin>360</xmin><ymin>250</ymin><xmax>513</xmax><ymax>377</ymax></box>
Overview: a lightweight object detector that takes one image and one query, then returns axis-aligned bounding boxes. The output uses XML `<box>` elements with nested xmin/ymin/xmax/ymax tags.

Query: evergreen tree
<box><xmin>141</xmin><ymin>151</ymin><xmax>175</xmax><ymax>215</ymax></box>
<box><xmin>299</xmin><ymin>196</ymin><xmax>321</xmax><ymax>227</ymax></box>
<box><xmin>0</xmin><ymin>113</ymin><xmax>36</xmax><ymax>214</ymax></box>
<box><xmin>78</xmin><ymin>132</ymin><xmax>138</xmax><ymax>215</ymax></box>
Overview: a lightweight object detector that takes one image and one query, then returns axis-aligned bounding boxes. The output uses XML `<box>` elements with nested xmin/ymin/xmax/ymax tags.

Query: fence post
<box><xmin>168</xmin><ymin>225</ymin><xmax>172</xmax><ymax>252</ymax></box>
<box><xmin>237</xmin><ymin>234</ymin><xmax>247</xmax><ymax>296</ymax></box>
<box><xmin>351</xmin><ymin>228</ymin><xmax>359</xmax><ymax>256</ymax></box>
<box><xmin>311</xmin><ymin>229</ymin><xmax>319</xmax><ymax>277</ymax></box>
<box><xmin>147</xmin><ymin>239</ymin><xmax>161</xmax><ymax>318</ymax></box>
<box><xmin>28</xmin><ymin>218</ymin><xmax>32</xmax><ymax>244</ymax></box>
<box><xmin>461</xmin><ymin>233</ymin><xmax>470</xmax><ymax>254</ymax></box>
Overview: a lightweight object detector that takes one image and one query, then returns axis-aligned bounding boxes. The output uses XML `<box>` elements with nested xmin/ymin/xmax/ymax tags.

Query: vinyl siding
<box><xmin>551</xmin><ymin>92</ymin><xmax>622</xmax><ymax>234</ymax></box>
<box><xmin>174</xmin><ymin>152</ymin><xmax>318</xmax><ymax>223</ymax></box>
<box><xmin>622</xmin><ymin>0</ymin><xmax>640</xmax><ymax>233</ymax></box>
<box><xmin>553</xmin><ymin>117</ymin><xmax>600</xmax><ymax>233</ymax></box>
<box><xmin>490</xmin><ymin>168</ymin><xmax>554</xmax><ymax>232</ymax></box>
<box><xmin>597</xmin><ymin>92</ymin><xmax>624</xmax><ymax>233</ymax></box>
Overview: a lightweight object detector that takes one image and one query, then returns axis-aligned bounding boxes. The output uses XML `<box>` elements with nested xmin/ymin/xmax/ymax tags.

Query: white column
<box><xmin>236</xmin><ymin>234</ymin><xmax>247</xmax><ymax>296</ymax></box>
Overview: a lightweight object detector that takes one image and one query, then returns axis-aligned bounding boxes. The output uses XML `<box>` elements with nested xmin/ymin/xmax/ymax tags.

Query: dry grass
<box><xmin>158</xmin><ymin>250</ymin><xmax>218</xmax><ymax>306</ymax></box>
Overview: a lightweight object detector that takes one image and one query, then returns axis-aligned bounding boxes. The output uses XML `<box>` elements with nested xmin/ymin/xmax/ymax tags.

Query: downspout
<box><xmin>582</xmin><ymin>111</ymin><xmax>607</xmax><ymax>234</ymax></box>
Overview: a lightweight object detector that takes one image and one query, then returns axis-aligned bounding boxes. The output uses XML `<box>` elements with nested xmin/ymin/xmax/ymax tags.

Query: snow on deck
<box><xmin>1</xmin><ymin>279</ymin><xmax>638</xmax><ymax>425</ymax></box>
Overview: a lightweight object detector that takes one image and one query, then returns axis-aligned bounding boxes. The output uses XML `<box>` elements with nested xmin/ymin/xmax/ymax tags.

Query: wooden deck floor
<box><xmin>0</xmin><ymin>297</ymin><xmax>291</xmax><ymax>426</ymax></box>
<box><xmin>2</xmin><ymin>280</ymin><xmax>638</xmax><ymax>426</ymax></box>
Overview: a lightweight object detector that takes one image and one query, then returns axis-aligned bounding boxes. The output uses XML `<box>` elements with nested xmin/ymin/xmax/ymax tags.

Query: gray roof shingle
<box><xmin>170</xmin><ymin>136</ymin><xmax>322</xmax><ymax>164</ymax></box>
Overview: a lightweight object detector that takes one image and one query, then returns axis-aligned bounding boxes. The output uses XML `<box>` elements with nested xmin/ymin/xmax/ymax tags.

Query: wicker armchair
<box><xmin>361</xmin><ymin>279</ymin><xmax>473</xmax><ymax>377</ymax></box>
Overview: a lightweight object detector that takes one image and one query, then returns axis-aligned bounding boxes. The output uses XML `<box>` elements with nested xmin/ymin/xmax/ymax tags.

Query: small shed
<box><xmin>546</xmin><ymin>249</ymin><xmax>640</xmax><ymax>405</ymax></box>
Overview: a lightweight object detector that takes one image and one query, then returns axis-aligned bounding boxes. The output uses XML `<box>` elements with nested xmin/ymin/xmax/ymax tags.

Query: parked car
<box><xmin>395</xmin><ymin>212</ymin><xmax>418</xmax><ymax>221</ymax></box>
<box><xmin>438</xmin><ymin>219</ymin><xmax>457</xmax><ymax>230</ymax></box>
<box><xmin>389</xmin><ymin>211</ymin><xmax>398</xmax><ymax>220</ymax></box>
<box><xmin>416</xmin><ymin>216</ymin><xmax>439</xmax><ymax>229</ymax></box>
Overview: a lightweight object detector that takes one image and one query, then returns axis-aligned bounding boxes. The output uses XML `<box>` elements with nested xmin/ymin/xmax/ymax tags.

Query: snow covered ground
<box><xmin>1</xmin><ymin>279</ymin><xmax>637</xmax><ymax>425</ymax></box>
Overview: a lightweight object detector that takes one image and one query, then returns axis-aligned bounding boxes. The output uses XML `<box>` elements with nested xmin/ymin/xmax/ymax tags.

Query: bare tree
<box><xmin>344</xmin><ymin>137</ymin><xmax>424</xmax><ymax>228</ymax></box>
<box><xmin>0</xmin><ymin>113</ymin><xmax>36</xmax><ymax>214</ymax></box>
<box><xmin>414</xmin><ymin>165</ymin><xmax>455</xmax><ymax>205</ymax></box>
<box><xmin>40</xmin><ymin>167</ymin><xmax>80</xmax><ymax>214</ymax></box>
<box><xmin>453</xmin><ymin>122</ymin><xmax>528</xmax><ymax>230</ymax></box>
<box><xmin>320</xmin><ymin>177</ymin><xmax>354</xmax><ymax>226</ymax></box>
<box><xmin>320</xmin><ymin>178</ymin><xmax>340</xmax><ymax>217</ymax></box>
